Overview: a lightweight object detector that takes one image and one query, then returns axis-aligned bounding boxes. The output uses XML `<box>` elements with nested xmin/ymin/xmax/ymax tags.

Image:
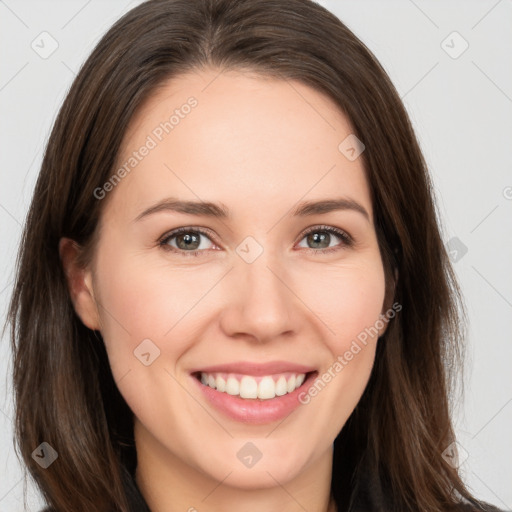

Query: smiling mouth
<box><xmin>192</xmin><ymin>370</ymin><xmax>318</xmax><ymax>400</ymax></box>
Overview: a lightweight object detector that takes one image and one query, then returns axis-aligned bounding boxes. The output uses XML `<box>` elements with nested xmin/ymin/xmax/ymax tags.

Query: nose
<box><xmin>218</xmin><ymin>250</ymin><xmax>302</xmax><ymax>344</ymax></box>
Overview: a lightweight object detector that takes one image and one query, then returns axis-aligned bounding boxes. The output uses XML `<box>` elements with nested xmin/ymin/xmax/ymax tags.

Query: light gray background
<box><xmin>1</xmin><ymin>0</ymin><xmax>511</xmax><ymax>510</ymax></box>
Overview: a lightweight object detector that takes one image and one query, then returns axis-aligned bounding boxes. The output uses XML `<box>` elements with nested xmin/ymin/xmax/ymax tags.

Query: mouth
<box><xmin>190</xmin><ymin>366</ymin><xmax>319</xmax><ymax>425</ymax></box>
<box><xmin>191</xmin><ymin>370</ymin><xmax>318</xmax><ymax>400</ymax></box>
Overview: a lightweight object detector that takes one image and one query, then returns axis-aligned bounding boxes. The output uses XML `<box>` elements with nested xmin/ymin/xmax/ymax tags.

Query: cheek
<box><xmin>295</xmin><ymin>261</ymin><xmax>385</xmax><ymax>415</ymax></box>
<box><xmin>91</xmin><ymin>252</ymin><xmax>201</xmax><ymax>421</ymax></box>
<box><xmin>295</xmin><ymin>258</ymin><xmax>386</xmax><ymax>348</ymax></box>
<box><xmin>93</xmin><ymin>249</ymin><xmax>210</xmax><ymax>349</ymax></box>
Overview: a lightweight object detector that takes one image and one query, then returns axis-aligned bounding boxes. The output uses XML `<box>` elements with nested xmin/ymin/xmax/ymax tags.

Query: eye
<box><xmin>296</xmin><ymin>225</ymin><xmax>353</xmax><ymax>254</ymax></box>
<box><xmin>159</xmin><ymin>227</ymin><xmax>217</xmax><ymax>257</ymax></box>
<box><xmin>158</xmin><ymin>225</ymin><xmax>354</xmax><ymax>257</ymax></box>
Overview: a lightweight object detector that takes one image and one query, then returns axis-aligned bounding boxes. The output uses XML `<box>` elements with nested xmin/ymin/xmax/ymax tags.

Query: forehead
<box><xmin>108</xmin><ymin>67</ymin><xmax>372</xmax><ymax>221</ymax></box>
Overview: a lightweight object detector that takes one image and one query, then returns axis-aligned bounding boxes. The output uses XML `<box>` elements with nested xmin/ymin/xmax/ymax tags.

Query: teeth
<box><xmin>275</xmin><ymin>376</ymin><xmax>287</xmax><ymax>396</ymax></box>
<box><xmin>286</xmin><ymin>375</ymin><xmax>296</xmax><ymax>393</ymax></box>
<box><xmin>225</xmin><ymin>376</ymin><xmax>239</xmax><ymax>395</ymax></box>
<box><xmin>240</xmin><ymin>376</ymin><xmax>258</xmax><ymax>399</ymax></box>
<box><xmin>199</xmin><ymin>372</ymin><xmax>308</xmax><ymax>400</ymax></box>
<box><xmin>258</xmin><ymin>376</ymin><xmax>275</xmax><ymax>399</ymax></box>
<box><xmin>216</xmin><ymin>375</ymin><xmax>226</xmax><ymax>392</ymax></box>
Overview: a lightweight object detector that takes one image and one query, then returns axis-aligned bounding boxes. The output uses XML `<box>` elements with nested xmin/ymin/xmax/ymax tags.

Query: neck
<box><xmin>134</xmin><ymin>419</ymin><xmax>337</xmax><ymax>512</ymax></box>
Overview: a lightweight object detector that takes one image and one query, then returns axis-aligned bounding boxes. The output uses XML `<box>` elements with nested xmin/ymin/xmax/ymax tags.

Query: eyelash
<box><xmin>158</xmin><ymin>225</ymin><xmax>354</xmax><ymax>257</ymax></box>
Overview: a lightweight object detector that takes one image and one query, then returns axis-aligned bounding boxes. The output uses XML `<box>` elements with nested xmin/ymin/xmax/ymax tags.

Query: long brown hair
<box><xmin>6</xmin><ymin>0</ymin><xmax>489</xmax><ymax>510</ymax></box>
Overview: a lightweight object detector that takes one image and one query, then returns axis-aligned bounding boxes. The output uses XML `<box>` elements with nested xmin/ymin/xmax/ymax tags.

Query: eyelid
<box><xmin>158</xmin><ymin>225</ymin><xmax>219</xmax><ymax>250</ymax></box>
<box><xmin>298</xmin><ymin>224</ymin><xmax>353</xmax><ymax>244</ymax></box>
<box><xmin>158</xmin><ymin>224</ymin><xmax>354</xmax><ymax>256</ymax></box>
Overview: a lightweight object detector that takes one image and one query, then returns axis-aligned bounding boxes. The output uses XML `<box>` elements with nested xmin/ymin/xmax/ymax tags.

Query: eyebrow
<box><xmin>133</xmin><ymin>197</ymin><xmax>370</xmax><ymax>222</ymax></box>
<box><xmin>134</xmin><ymin>198</ymin><xmax>230</xmax><ymax>222</ymax></box>
<box><xmin>292</xmin><ymin>198</ymin><xmax>369</xmax><ymax>222</ymax></box>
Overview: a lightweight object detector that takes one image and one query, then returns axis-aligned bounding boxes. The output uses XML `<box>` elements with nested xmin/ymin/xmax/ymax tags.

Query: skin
<box><xmin>60</xmin><ymin>67</ymin><xmax>391</xmax><ymax>512</ymax></box>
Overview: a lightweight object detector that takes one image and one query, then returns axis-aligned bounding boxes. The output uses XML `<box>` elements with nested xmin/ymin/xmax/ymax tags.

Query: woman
<box><xmin>7</xmin><ymin>0</ymin><xmax>504</xmax><ymax>511</ymax></box>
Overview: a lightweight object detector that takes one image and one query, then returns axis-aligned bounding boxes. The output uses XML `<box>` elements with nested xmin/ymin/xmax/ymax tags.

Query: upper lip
<box><xmin>191</xmin><ymin>361</ymin><xmax>317</xmax><ymax>376</ymax></box>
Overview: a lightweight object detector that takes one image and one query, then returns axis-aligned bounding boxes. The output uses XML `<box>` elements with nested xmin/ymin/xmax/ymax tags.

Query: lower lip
<box><xmin>191</xmin><ymin>371</ymin><xmax>318</xmax><ymax>425</ymax></box>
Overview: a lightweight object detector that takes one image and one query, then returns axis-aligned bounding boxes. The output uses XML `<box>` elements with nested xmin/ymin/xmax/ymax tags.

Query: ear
<box><xmin>379</xmin><ymin>266</ymin><xmax>399</xmax><ymax>337</ymax></box>
<box><xmin>59</xmin><ymin>237</ymin><xmax>101</xmax><ymax>331</ymax></box>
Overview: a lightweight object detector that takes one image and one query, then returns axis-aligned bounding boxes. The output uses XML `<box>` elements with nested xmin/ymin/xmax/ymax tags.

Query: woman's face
<box><xmin>70</xmin><ymin>68</ymin><xmax>388</xmax><ymax>491</ymax></box>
